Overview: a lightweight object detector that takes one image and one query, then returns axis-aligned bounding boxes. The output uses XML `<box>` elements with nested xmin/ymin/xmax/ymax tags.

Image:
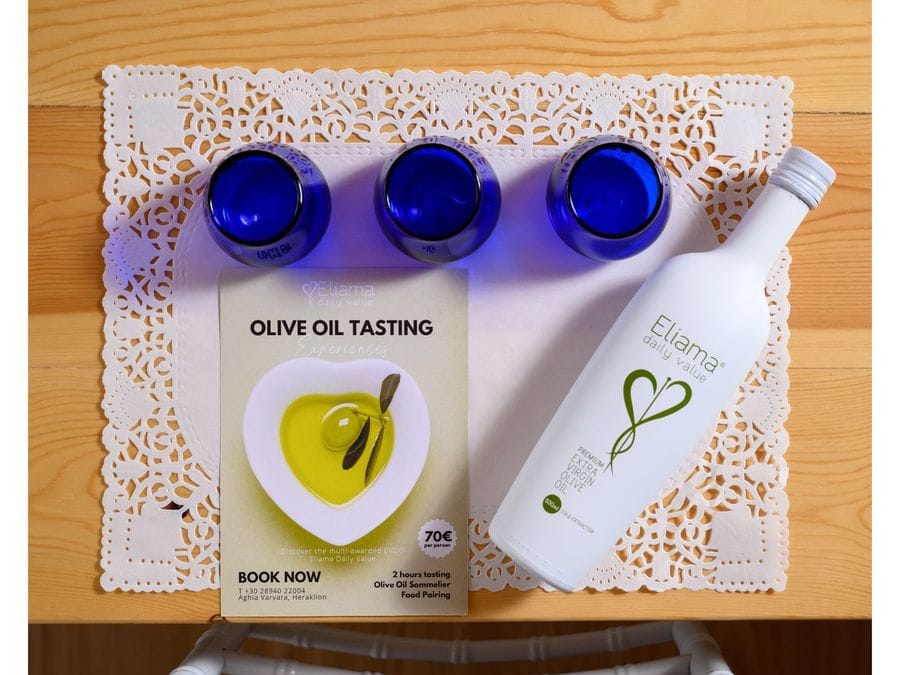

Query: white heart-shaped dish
<box><xmin>243</xmin><ymin>358</ymin><xmax>430</xmax><ymax>545</ymax></box>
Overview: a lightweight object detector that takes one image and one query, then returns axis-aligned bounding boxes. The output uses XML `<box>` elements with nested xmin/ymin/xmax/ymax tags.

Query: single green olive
<box><xmin>320</xmin><ymin>404</ymin><xmax>363</xmax><ymax>451</ymax></box>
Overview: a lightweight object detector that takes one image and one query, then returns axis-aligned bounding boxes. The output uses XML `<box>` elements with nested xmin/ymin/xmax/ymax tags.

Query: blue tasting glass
<box><xmin>206</xmin><ymin>143</ymin><xmax>331</xmax><ymax>267</ymax></box>
<box><xmin>547</xmin><ymin>136</ymin><xmax>671</xmax><ymax>261</ymax></box>
<box><xmin>375</xmin><ymin>137</ymin><xmax>501</xmax><ymax>263</ymax></box>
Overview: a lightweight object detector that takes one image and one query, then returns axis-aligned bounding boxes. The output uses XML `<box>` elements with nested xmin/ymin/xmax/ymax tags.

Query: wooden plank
<box><xmin>28</xmin><ymin>106</ymin><xmax>105</xmax><ymax>318</ymax></box>
<box><xmin>28</xmin><ymin>366</ymin><xmax>870</xmax><ymax>622</ymax></box>
<box><xmin>28</xmin><ymin>108</ymin><xmax>872</xmax><ymax>331</ymax></box>
<box><xmin>789</xmin><ymin>327</ymin><xmax>870</xmax><ymax>369</ymax></box>
<box><xmin>28</xmin><ymin>0</ymin><xmax>870</xmax><ymax>112</ymax></box>
<box><xmin>789</xmin><ymin>113</ymin><xmax>872</xmax><ymax>331</ymax></box>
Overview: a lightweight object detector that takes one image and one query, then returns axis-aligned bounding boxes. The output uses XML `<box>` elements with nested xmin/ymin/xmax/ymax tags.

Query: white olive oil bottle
<box><xmin>489</xmin><ymin>147</ymin><xmax>835</xmax><ymax>591</ymax></box>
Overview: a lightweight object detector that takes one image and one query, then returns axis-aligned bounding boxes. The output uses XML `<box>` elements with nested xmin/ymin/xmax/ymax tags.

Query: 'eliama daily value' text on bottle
<box><xmin>489</xmin><ymin>147</ymin><xmax>835</xmax><ymax>591</ymax></box>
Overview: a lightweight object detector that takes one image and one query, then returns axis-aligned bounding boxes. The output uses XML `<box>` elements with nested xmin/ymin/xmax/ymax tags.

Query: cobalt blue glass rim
<box><xmin>564</xmin><ymin>136</ymin><xmax>668</xmax><ymax>241</ymax></box>
<box><xmin>205</xmin><ymin>148</ymin><xmax>304</xmax><ymax>248</ymax></box>
<box><xmin>380</xmin><ymin>136</ymin><xmax>484</xmax><ymax>242</ymax></box>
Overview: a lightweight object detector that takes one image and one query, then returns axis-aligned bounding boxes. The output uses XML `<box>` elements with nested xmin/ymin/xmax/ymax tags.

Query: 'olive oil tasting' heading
<box><xmin>249</xmin><ymin>318</ymin><xmax>435</xmax><ymax>337</ymax></box>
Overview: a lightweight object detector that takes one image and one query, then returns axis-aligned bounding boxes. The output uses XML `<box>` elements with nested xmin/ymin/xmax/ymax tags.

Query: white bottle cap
<box><xmin>769</xmin><ymin>146</ymin><xmax>836</xmax><ymax>209</ymax></box>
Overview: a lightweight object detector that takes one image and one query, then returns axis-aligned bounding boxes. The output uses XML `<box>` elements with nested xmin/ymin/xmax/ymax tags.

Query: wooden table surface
<box><xmin>28</xmin><ymin>0</ymin><xmax>871</xmax><ymax>623</ymax></box>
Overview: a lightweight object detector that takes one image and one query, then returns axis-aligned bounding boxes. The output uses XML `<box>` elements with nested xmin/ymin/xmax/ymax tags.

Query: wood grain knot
<box><xmin>598</xmin><ymin>0</ymin><xmax>677</xmax><ymax>22</ymax></box>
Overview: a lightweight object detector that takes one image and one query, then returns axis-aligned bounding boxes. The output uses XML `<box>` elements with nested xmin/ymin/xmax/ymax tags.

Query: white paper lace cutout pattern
<box><xmin>101</xmin><ymin>67</ymin><xmax>793</xmax><ymax>593</ymax></box>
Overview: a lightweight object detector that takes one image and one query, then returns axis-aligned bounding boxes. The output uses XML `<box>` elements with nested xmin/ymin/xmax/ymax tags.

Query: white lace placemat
<box><xmin>100</xmin><ymin>67</ymin><xmax>793</xmax><ymax>593</ymax></box>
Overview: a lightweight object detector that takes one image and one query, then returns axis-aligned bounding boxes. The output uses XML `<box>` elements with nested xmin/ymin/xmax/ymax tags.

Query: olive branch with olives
<box><xmin>340</xmin><ymin>373</ymin><xmax>401</xmax><ymax>486</ymax></box>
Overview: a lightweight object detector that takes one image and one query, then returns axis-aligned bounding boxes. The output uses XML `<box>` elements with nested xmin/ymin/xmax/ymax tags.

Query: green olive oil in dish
<box><xmin>279</xmin><ymin>374</ymin><xmax>401</xmax><ymax>506</ymax></box>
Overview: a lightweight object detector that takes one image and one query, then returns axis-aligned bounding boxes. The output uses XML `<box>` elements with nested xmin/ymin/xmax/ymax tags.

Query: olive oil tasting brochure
<box><xmin>220</xmin><ymin>269</ymin><xmax>468</xmax><ymax>617</ymax></box>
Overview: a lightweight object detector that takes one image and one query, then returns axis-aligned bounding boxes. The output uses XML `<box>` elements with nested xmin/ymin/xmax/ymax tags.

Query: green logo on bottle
<box><xmin>542</xmin><ymin>494</ymin><xmax>562</xmax><ymax>514</ymax></box>
<box><xmin>608</xmin><ymin>368</ymin><xmax>692</xmax><ymax>474</ymax></box>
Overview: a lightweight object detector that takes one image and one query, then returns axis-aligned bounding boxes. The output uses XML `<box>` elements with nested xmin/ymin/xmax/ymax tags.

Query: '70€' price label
<box><xmin>417</xmin><ymin>519</ymin><xmax>457</xmax><ymax>559</ymax></box>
